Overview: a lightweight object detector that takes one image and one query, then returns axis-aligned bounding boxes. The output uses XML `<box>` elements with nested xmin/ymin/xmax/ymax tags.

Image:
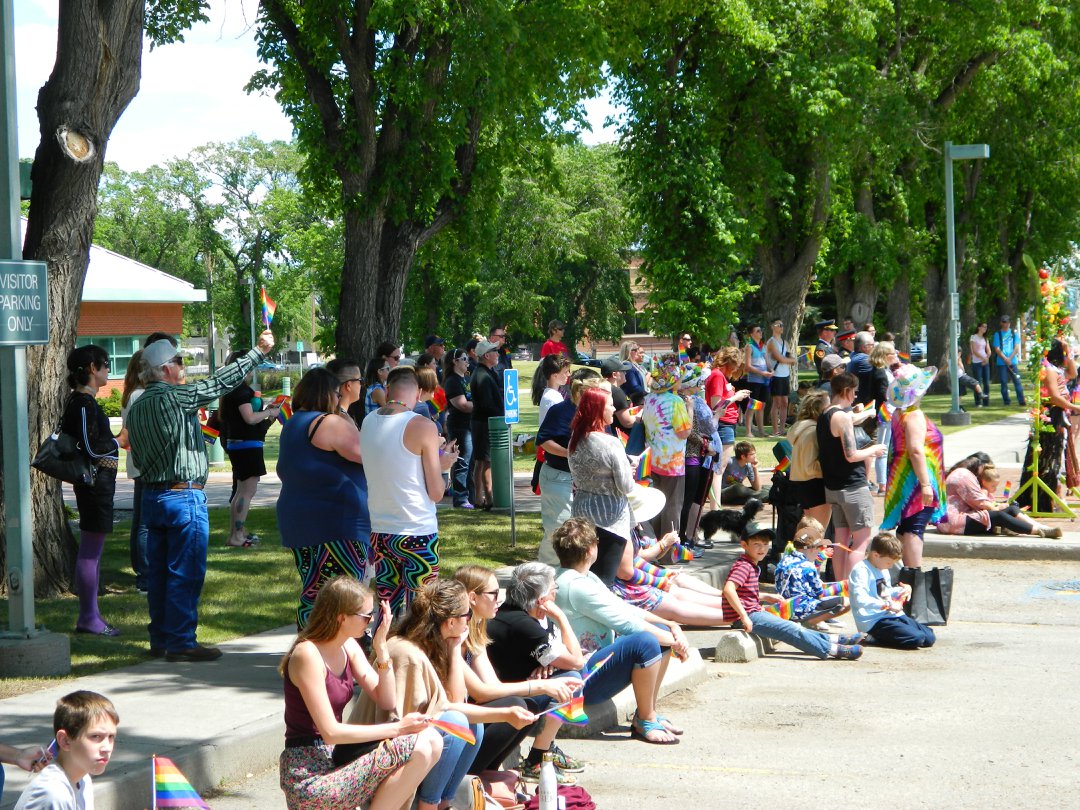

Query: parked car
<box><xmin>910</xmin><ymin>342</ymin><xmax>926</xmax><ymax>364</ymax></box>
<box><xmin>258</xmin><ymin>361</ymin><xmax>285</xmax><ymax>371</ymax></box>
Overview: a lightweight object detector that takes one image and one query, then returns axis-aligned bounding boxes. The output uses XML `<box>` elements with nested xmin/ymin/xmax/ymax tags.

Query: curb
<box><xmin>923</xmin><ymin>533</ymin><xmax>1080</xmax><ymax>560</ymax></box>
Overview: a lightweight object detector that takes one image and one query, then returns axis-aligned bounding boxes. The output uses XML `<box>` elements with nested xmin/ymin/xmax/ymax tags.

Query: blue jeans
<box><xmin>996</xmin><ymin>363</ymin><xmax>1025</xmax><ymax>405</ymax></box>
<box><xmin>142</xmin><ymin>487</ymin><xmax>210</xmax><ymax>652</ymax></box>
<box><xmin>582</xmin><ymin>632</ymin><xmax>663</xmax><ymax>705</ymax></box>
<box><xmin>742</xmin><ymin>610</ymin><xmax>832</xmax><ymax>659</ymax></box>
<box><xmin>418</xmin><ymin>709</ymin><xmax>482</xmax><ymax>804</ymax></box>
<box><xmin>869</xmin><ymin>614</ymin><xmax>935</xmax><ymax>649</ymax></box>
<box><xmin>447</xmin><ymin>424</ymin><xmax>473</xmax><ymax>505</ymax></box>
<box><xmin>130</xmin><ymin>477</ymin><xmax>149</xmax><ymax>591</ymax></box>
<box><xmin>970</xmin><ymin>361</ymin><xmax>990</xmax><ymax>395</ymax></box>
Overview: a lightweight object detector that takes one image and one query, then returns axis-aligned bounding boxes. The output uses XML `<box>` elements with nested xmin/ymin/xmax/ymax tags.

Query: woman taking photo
<box><xmin>278</xmin><ymin>576</ymin><xmax>440</xmax><ymax>810</ymax></box>
<box><xmin>277</xmin><ymin>368</ymin><xmax>369</xmax><ymax>628</ymax></box>
<box><xmin>62</xmin><ymin>344</ymin><xmax>120</xmax><ymax>636</ymax></box>
<box><xmin>443</xmin><ymin>348</ymin><xmax>475</xmax><ymax>509</ymax></box>
<box><xmin>351</xmin><ymin>580</ymin><xmax>535</xmax><ymax>810</ymax></box>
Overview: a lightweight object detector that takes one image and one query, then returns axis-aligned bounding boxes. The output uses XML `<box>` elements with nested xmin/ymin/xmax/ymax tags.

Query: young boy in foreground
<box><xmin>14</xmin><ymin>691</ymin><xmax>118</xmax><ymax>810</ymax></box>
<box><xmin>849</xmin><ymin>532</ymin><xmax>935</xmax><ymax>649</ymax></box>
<box><xmin>722</xmin><ymin>522</ymin><xmax>864</xmax><ymax>660</ymax></box>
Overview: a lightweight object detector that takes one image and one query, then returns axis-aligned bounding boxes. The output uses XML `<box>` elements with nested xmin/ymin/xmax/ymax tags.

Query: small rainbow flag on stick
<box><xmin>582</xmin><ymin>654</ymin><xmax>613</xmax><ymax>684</ymax></box>
<box><xmin>748</xmin><ymin>398</ymin><xmax>765</xmax><ymax>412</ymax></box>
<box><xmin>819</xmin><ymin>581</ymin><xmax>849</xmax><ymax>598</ymax></box>
<box><xmin>546</xmin><ymin>694</ymin><xmax>589</xmax><ymax>726</ymax></box>
<box><xmin>763</xmin><ymin>595</ymin><xmax>811</xmax><ymax>621</ymax></box>
<box><xmin>674</xmin><ymin>542</ymin><xmax>695</xmax><ymax>562</ymax></box>
<box><xmin>774</xmin><ymin>456</ymin><xmax>790</xmax><ymax>474</ymax></box>
<box><xmin>428</xmin><ymin>718</ymin><xmax>476</xmax><ymax>745</ymax></box>
<box><xmin>432</xmin><ymin>386</ymin><xmax>447</xmax><ymax>414</ymax></box>
<box><xmin>153</xmin><ymin>755</ymin><xmax>209</xmax><ymax>809</ymax></box>
<box><xmin>260</xmin><ymin>286</ymin><xmax>276</xmax><ymax>328</ymax></box>
<box><xmin>1003</xmin><ymin>481</ymin><xmax>1012</xmax><ymax>499</ymax></box>
<box><xmin>878</xmin><ymin>403</ymin><xmax>892</xmax><ymax>423</ymax></box>
<box><xmin>200</xmin><ymin>423</ymin><xmax>219</xmax><ymax>446</ymax></box>
<box><xmin>635</xmin><ymin>448</ymin><xmax>652</xmax><ymax>482</ymax></box>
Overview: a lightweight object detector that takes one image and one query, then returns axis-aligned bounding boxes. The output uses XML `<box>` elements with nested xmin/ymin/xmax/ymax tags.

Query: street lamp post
<box><xmin>941</xmin><ymin>140</ymin><xmax>990</xmax><ymax>427</ymax></box>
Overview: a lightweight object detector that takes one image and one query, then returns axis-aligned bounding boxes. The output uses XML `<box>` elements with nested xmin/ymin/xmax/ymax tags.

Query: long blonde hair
<box><xmin>394</xmin><ymin>580</ymin><xmax>469</xmax><ymax>682</ymax></box>
<box><xmin>278</xmin><ymin>577</ymin><xmax>370</xmax><ymax>676</ymax></box>
<box><xmin>453</xmin><ymin>565</ymin><xmax>496</xmax><ymax>657</ymax></box>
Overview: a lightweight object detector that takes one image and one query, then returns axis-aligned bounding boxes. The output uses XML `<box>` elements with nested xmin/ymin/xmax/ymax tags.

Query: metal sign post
<box><xmin>503</xmin><ymin>368</ymin><xmax>519</xmax><ymax>548</ymax></box>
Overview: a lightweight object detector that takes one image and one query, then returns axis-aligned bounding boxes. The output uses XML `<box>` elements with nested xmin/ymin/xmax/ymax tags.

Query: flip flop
<box><xmin>656</xmin><ymin>715</ymin><xmax>684</xmax><ymax>735</ymax></box>
<box><xmin>226</xmin><ymin>539</ymin><xmax>257</xmax><ymax>548</ymax></box>
<box><xmin>631</xmin><ymin>714</ymin><xmax>679</xmax><ymax>745</ymax></box>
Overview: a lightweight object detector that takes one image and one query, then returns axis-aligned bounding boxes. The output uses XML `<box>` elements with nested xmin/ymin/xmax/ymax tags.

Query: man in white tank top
<box><xmin>360</xmin><ymin>366</ymin><xmax>459</xmax><ymax>616</ymax></box>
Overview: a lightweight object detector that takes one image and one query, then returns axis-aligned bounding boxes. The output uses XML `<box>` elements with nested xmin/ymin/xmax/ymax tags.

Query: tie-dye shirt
<box><xmin>642</xmin><ymin>391</ymin><xmax>691</xmax><ymax>476</ymax></box>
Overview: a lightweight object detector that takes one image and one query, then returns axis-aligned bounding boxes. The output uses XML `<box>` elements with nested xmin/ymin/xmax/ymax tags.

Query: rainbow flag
<box><xmin>763</xmin><ymin>595</ymin><xmax>811</xmax><ymax>621</ymax></box>
<box><xmin>878</xmin><ymin>403</ymin><xmax>892</xmax><ymax>422</ymax></box>
<box><xmin>583</xmin><ymin>653</ymin><xmax>613</xmax><ymax>684</ymax></box>
<box><xmin>748</xmin><ymin>398</ymin><xmax>764</xmax><ymax>412</ymax></box>
<box><xmin>898</xmin><ymin>351</ymin><xmax>910</xmax><ymax>363</ymax></box>
<box><xmin>674</xmin><ymin>542</ymin><xmax>695</xmax><ymax>562</ymax></box>
<box><xmin>774</xmin><ymin>456</ymin><xmax>790</xmax><ymax>474</ymax></box>
<box><xmin>277</xmin><ymin>401</ymin><xmax>293</xmax><ymax>425</ymax></box>
<box><xmin>678</xmin><ymin>348</ymin><xmax>689</xmax><ymax>365</ymax></box>
<box><xmin>428</xmin><ymin>718</ymin><xmax>476</xmax><ymax>745</ymax></box>
<box><xmin>153</xmin><ymin>756</ymin><xmax>209</xmax><ymax>809</ymax></box>
<box><xmin>260</xmin><ymin>286</ymin><xmax>276</xmax><ymax>327</ymax></box>
<box><xmin>1003</xmin><ymin>481</ymin><xmax>1012</xmax><ymax>499</ymax></box>
<box><xmin>432</xmin><ymin>386</ymin><xmax>447</xmax><ymax>414</ymax></box>
<box><xmin>819</xmin><ymin>581</ymin><xmax>849</xmax><ymax>598</ymax></box>
<box><xmin>200</xmin><ymin>423</ymin><xmax>219</xmax><ymax>445</ymax></box>
<box><xmin>635</xmin><ymin>448</ymin><xmax>652</xmax><ymax>482</ymax></box>
<box><xmin>546</xmin><ymin>694</ymin><xmax>589</xmax><ymax>726</ymax></box>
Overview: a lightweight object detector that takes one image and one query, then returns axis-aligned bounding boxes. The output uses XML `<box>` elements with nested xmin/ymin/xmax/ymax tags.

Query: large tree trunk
<box><xmin>0</xmin><ymin>1</ymin><xmax>146</xmax><ymax>596</ymax></box>
<box><xmin>833</xmin><ymin>184</ymin><xmax>879</xmax><ymax>325</ymax></box>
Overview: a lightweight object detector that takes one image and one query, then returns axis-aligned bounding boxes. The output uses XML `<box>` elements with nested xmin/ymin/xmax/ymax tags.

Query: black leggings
<box><xmin>964</xmin><ymin>503</ymin><xmax>1028</xmax><ymax>535</ymax></box>
<box><xmin>468</xmin><ymin>696</ymin><xmax>532</xmax><ymax>774</ymax></box>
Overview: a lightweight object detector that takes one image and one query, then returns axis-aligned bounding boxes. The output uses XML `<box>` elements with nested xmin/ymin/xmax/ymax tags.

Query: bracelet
<box><xmin>375</xmin><ymin>659</ymin><xmax>391</xmax><ymax>670</ymax></box>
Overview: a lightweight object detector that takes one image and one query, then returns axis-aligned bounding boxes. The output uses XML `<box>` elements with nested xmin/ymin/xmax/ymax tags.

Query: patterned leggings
<box><xmin>292</xmin><ymin>539</ymin><xmax>371</xmax><ymax>629</ymax></box>
<box><xmin>279</xmin><ymin>736</ymin><xmax>416</xmax><ymax>810</ymax></box>
<box><xmin>371</xmin><ymin>532</ymin><xmax>439</xmax><ymax>616</ymax></box>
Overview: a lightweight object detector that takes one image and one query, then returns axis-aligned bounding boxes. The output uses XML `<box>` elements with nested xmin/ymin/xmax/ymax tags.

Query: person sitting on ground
<box><xmin>13</xmin><ymin>691</ymin><xmax>118</xmax><ymax>810</ymax></box>
<box><xmin>552</xmin><ymin>518</ymin><xmax>690</xmax><ymax>745</ymax></box>
<box><xmin>458</xmin><ymin>564</ymin><xmax>586</xmax><ymax>784</ymax></box>
<box><xmin>773</xmin><ymin>517</ymin><xmax>851</xmax><ymax>628</ymax></box>
<box><xmin>350</xmin><ymin>580</ymin><xmax>535</xmax><ymax>810</ymax></box>
<box><xmin>361</xmin><ymin>366</ymin><xmax>459</xmax><ymax>617</ymax></box>
<box><xmin>278</xmin><ymin>576</ymin><xmax>440</xmax><ymax>810</ymax></box>
<box><xmin>721</xmin><ymin>522</ymin><xmax>865</xmax><ymax>660</ymax></box>
<box><xmin>719</xmin><ymin>441</ymin><xmax>771</xmax><ymax>505</ymax></box>
<box><xmin>937</xmin><ymin>458</ymin><xmax>1061</xmax><ymax>538</ymax></box>
<box><xmin>849</xmin><ymin>533</ymin><xmax>935</xmax><ymax>649</ymax></box>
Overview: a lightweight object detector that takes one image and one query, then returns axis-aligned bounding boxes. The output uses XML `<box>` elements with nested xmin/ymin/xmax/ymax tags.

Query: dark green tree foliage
<box><xmin>248</xmin><ymin>0</ymin><xmax>609</xmax><ymax>363</ymax></box>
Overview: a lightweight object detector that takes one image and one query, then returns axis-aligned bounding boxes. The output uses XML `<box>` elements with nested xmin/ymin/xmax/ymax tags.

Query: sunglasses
<box><xmin>354</xmin><ymin>611</ymin><xmax>374</xmax><ymax>623</ymax></box>
<box><xmin>344</xmin><ymin>377</ymin><xmax>362</xmax><ymax>385</ymax></box>
<box><xmin>455</xmin><ymin>609</ymin><xmax>473</xmax><ymax>620</ymax></box>
<box><xmin>390</xmin><ymin>353</ymin><xmax>402</xmax><ymax>360</ymax></box>
<box><xmin>100</xmin><ymin>360</ymin><xmax>111</xmax><ymax>370</ymax></box>
<box><xmin>481</xmin><ymin>589</ymin><xmax>500</xmax><ymax>597</ymax></box>
<box><xmin>166</xmin><ymin>356</ymin><xmax>183</xmax><ymax>367</ymax></box>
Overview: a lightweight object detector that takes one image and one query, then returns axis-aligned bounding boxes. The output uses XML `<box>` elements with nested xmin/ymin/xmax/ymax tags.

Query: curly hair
<box><xmin>394</xmin><ymin>579</ymin><xmax>469</xmax><ymax>682</ymax></box>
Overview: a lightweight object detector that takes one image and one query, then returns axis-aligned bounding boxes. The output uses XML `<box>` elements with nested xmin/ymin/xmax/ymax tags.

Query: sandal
<box><xmin>226</xmin><ymin>538</ymin><xmax>257</xmax><ymax>548</ymax></box>
<box><xmin>630</xmin><ymin>714</ymin><xmax>679</xmax><ymax>745</ymax></box>
<box><xmin>655</xmin><ymin>715</ymin><xmax>684</xmax><ymax>736</ymax></box>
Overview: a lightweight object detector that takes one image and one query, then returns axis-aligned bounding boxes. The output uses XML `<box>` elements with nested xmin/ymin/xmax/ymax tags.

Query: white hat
<box><xmin>626</xmin><ymin>484</ymin><xmax>666</xmax><ymax>523</ymax></box>
<box><xmin>143</xmin><ymin>339</ymin><xmax>179</xmax><ymax>368</ymax></box>
<box><xmin>476</xmin><ymin>340</ymin><xmax>500</xmax><ymax>357</ymax></box>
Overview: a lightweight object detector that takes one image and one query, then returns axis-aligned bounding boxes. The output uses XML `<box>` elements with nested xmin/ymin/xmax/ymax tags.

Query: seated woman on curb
<box><xmin>552</xmin><ymin>518</ymin><xmax>690</xmax><ymax>745</ymax></box>
<box><xmin>454</xmin><ymin>564</ymin><xmax>586</xmax><ymax>785</ymax></box>
<box><xmin>350</xmin><ymin>580</ymin><xmax>535</xmax><ymax>810</ymax></box>
<box><xmin>937</xmin><ymin>456</ymin><xmax>1062</xmax><ymax>538</ymax></box>
<box><xmin>278</xmin><ymin>576</ymin><xmax>440</xmax><ymax>810</ymax></box>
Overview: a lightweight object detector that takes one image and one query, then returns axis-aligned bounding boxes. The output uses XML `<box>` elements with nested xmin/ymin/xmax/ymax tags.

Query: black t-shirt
<box><xmin>444</xmin><ymin>372</ymin><xmax>472</xmax><ymax>432</ymax></box>
<box><xmin>61</xmin><ymin>392</ymin><xmax>117</xmax><ymax>459</ymax></box>
<box><xmin>221</xmin><ymin>383</ymin><xmax>269</xmax><ymax>442</ymax></box>
<box><xmin>471</xmin><ymin>365</ymin><xmax>504</xmax><ymax>421</ymax></box>
<box><xmin>609</xmin><ymin>384</ymin><xmax>630</xmax><ymax>439</ymax></box>
<box><xmin>816</xmin><ymin>406</ymin><xmax>866</xmax><ymax>490</ymax></box>
<box><xmin>536</xmin><ymin>399</ymin><xmax>575</xmax><ymax>472</ymax></box>
<box><xmin>487</xmin><ymin>605</ymin><xmax>559</xmax><ymax>683</ymax></box>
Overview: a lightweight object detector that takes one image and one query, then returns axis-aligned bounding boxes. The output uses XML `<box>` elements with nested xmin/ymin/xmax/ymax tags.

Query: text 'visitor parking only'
<box><xmin>0</xmin><ymin>260</ymin><xmax>49</xmax><ymax>345</ymax></box>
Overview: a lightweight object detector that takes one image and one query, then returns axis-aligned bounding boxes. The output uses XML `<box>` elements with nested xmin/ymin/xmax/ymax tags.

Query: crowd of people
<box><xmin>16</xmin><ymin>310</ymin><xmax>1072</xmax><ymax>810</ymax></box>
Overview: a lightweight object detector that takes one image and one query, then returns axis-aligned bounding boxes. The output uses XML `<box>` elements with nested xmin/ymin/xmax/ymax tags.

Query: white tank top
<box><xmin>360</xmin><ymin>410</ymin><xmax>438</xmax><ymax>535</ymax></box>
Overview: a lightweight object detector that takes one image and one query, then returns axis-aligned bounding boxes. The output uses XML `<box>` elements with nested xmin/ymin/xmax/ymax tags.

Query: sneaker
<box><xmin>549</xmin><ymin>744</ymin><xmax>585</xmax><ymax>773</ymax></box>
<box><xmin>833</xmin><ymin>644</ymin><xmax>863</xmax><ymax>661</ymax></box>
<box><xmin>697</xmin><ymin>538</ymin><xmax>715</xmax><ymax>550</ymax></box>
<box><xmin>836</xmin><ymin>633</ymin><xmax>868</xmax><ymax>646</ymax></box>
<box><xmin>454</xmin><ymin>501</ymin><xmax>476</xmax><ymax>510</ymax></box>
<box><xmin>165</xmin><ymin>644</ymin><xmax>223</xmax><ymax>662</ymax></box>
<box><xmin>518</xmin><ymin>759</ymin><xmax>577</xmax><ymax>785</ymax></box>
<box><xmin>1038</xmin><ymin>526</ymin><xmax>1063</xmax><ymax>539</ymax></box>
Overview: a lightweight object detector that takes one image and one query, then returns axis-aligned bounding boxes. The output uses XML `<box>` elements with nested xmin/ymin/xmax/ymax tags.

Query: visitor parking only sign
<box><xmin>0</xmin><ymin>260</ymin><xmax>49</xmax><ymax>345</ymax></box>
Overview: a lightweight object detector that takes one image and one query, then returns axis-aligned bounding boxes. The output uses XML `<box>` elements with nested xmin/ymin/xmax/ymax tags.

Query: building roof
<box><xmin>21</xmin><ymin>218</ymin><xmax>206</xmax><ymax>304</ymax></box>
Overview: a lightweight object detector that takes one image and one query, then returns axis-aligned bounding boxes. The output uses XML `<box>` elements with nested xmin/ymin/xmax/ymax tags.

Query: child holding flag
<box><xmin>773</xmin><ymin>516</ymin><xmax>851</xmax><ymax>628</ymax></box>
<box><xmin>13</xmin><ymin>691</ymin><xmax>118</xmax><ymax>810</ymax></box>
<box><xmin>849</xmin><ymin>533</ymin><xmax>935</xmax><ymax>649</ymax></box>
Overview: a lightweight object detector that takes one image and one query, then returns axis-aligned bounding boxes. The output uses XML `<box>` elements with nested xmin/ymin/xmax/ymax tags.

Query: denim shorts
<box><xmin>717</xmin><ymin>423</ymin><xmax>737</xmax><ymax>446</ymax></box>
<box><xmin>897</xmin><ymin>505</ymin><xmax>934</xmax><ymax>539</ymax></box>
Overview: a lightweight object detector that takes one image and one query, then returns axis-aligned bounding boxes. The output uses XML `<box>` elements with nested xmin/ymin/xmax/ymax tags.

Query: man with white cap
<box><xmin>127</xmin><ymin>329</ymin><xmax>275</xmax><ymax>662</ymax></box>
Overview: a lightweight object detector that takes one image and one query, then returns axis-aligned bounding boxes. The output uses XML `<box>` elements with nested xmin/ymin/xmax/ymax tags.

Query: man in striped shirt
<box><xmin>127</xmin><ymin>329</ymin><xmax>274</xmax><ymax>662</ymax></box>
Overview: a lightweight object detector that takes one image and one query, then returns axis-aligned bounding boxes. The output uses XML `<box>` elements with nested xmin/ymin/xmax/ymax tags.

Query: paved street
<box><xmin>204</xmin><ymin>557</ymin><xmax>1080</xmax><ymax>810</ymax></box>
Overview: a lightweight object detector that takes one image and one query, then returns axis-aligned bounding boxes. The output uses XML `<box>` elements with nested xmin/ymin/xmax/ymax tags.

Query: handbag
<box><xmin>624</xmin><ymin>418</ymin><xmax>646</xmax><ymax>456</ymax></box>
<box><xmin>898</xmin><ymin>566</ymin><xmax>953</xmax><ymax>626</ymax></box>
<box><xmin>32</xmin><ymin>399</ymin><xmax>97</xmax><ymax>486</ymax></box>
<box><xmin>479</xmin><ymin>769</ymin><xmax>526</xmax><ymax>810</ymax></box>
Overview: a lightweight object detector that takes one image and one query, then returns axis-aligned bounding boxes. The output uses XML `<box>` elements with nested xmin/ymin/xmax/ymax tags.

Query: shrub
<box><xmin>99</xmin><ymin>388</ymin><xmax>123</xmax><ymax>418</ymax></box>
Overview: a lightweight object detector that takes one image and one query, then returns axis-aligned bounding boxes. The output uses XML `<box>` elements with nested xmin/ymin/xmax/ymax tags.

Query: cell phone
<box><xmin>35</xmin><ymin>739</ymin><xmax>58</xmax><ymax>768</ymax></box>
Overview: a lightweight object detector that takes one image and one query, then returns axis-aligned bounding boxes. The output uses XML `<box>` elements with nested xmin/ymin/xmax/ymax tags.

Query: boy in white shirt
<box><xmin>14</xmin><ymin>691</ymin><xmax>118</xmax><ymax>810</ymax></box>
<box><xmin>849</xmin><ymin>533</ymin><xmax>935</xmax><ymax>649</ymax></box>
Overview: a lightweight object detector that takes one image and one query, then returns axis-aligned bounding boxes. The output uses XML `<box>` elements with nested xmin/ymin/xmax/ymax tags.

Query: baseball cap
<box><xmin>424</xmin><ymin>335</ymin><xmax>445</xmax><ymax>348</ymax></box>
<box><xmin>820</xmin><ymin>354</ymin><xmax>849</xmax><ymax>375</ymax></box>
<box><xmin>476</xmin><ymin>340</ymin><xmax>500</xmax><ymax>356</ymax></box>
<box><xmin>740</xmin><ymin>522</ymin><xmax>775</xmax><ymax>542</ymax></box>
<box><xmin>143</xmin><ymin>339</ymin><xmax>181</xmax><ymax>368</ymax></box>
<box><xmin>600</xmin><ymin>357</ymin><xmax>632</xmax><ymax>377</ymax></box>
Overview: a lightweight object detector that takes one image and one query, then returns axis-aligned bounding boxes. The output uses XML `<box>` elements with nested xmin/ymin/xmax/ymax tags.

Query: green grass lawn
<box><xmin>0</xmin><ymin>506</ymin><xmax>539</xmax><ymax>699</ymax></box>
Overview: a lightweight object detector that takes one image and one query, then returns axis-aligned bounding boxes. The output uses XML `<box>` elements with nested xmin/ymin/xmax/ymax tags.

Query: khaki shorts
<box><xmin>825</xmin><ymin>485</ymin><xmax>875</xmax><ymax>531</ymax></box>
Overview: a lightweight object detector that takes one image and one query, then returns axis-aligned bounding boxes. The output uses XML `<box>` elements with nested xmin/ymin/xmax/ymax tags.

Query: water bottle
<box><xmin>538</xmin><ymin>751</ymin><xmax>557</xmax><ymax>810</ymax></box>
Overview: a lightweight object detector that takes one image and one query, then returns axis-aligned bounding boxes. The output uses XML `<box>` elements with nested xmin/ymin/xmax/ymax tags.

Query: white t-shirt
<box><xmin>766</xmin><ymin>336</ymin><xmax>791</xmax><ymax>378</ymax></box>
<box><xmin>14</xmin><ymin>763</ymin><xmax>93</xmax><ymax>810</ymax></box>
<box><xmin>538</xmin><ymin>388</ymin><xmax>564</xmax><ymax>428</ymax></box>
<box><xmin>119</xmin><ymin>387</ymin><xmax>144</xmax><ymax>479</ymax></box>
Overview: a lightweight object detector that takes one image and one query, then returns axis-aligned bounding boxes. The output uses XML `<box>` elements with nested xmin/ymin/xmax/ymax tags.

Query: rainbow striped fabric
<box><xmin>432</xmin><ymin>387</ymin><xmax>447</xmax><ymax>414</ymax></box>
<box><xmin>153</xmin><ymin>755</ymin><xmax>209</xmax><ymax>808</ymax></box>
<box><xmin>674</xmin><ymin>542</ymin><xmax>695</xmax><ymax>562</ymax></box>
<box><xmin>635</xmin><ymin>448</ymin><xmax>652</xmax><ymax>482</ymax></box>
<box><xmin>881</xmin><ymin>413</ymin><xmax>946</xmax><ymax>530</ymax></box>
<box><xmin>547</xmin><ymin>694</ymin><xmax>589</xmax><ymax>726</ymax></box>
<box><xmin>878</xmin><ymin>403</ymin><xmax>892</xmax><ymax>422</ymax></box>
<box><xmin>763</xmin><ymin>595</ymin><xmax>812</xmax><ymax>621</ymax></box>
<box><xmin>200</xmin><ymin>423</ymin><xmax>219</xmax><ymax>445</ymax></box>
<box><xmin>748</xmin><ymin>398</ymin><xmax>764</xmax><ymax>412</ymax></box>
<box><xmin>819</xmin><ymin>580</ymin><xmax>848</xmax><ymax>598</ymax></box>
<box><xmin>774</xmin><ymin>456</ymin><xmax>790</xmax><ymax>474</ymax></box>
<box><xmin>428</xmin><ymin>718</ymin><xmax>476</xmax><ymax>745</ymax></box>
<box><xmin>260</xmin><ymin>286</ymin><xmax>276</xmax><ymax>327</ymax></box>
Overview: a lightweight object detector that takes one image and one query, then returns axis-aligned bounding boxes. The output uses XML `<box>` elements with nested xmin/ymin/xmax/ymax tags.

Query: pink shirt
<box><xmin>937</xmin><ymin>467</ymin><xmax>992</xmax><ymax>534</ymax></box>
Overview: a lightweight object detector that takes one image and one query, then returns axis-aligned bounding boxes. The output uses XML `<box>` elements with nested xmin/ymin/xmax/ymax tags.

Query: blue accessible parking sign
<box><xmin>503</xmin><ymin>368</ymin><xmax>519</xmax><ymax>424</ymax></box>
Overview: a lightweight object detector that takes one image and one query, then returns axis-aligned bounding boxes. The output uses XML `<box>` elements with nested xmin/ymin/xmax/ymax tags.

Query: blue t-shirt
<box><xmin>537</xmin><ymin>400</ymin><xmax>576</xmax><ymax>473</ymax></box>
<box><xmin>991</xmin><ymin>329</ymin><xmax>1020</xmax><ymax>365</ymax></box>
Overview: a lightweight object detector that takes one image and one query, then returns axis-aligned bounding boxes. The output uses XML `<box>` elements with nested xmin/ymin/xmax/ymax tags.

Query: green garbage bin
<box><xmin>488</xmin><ymin>416</ymin><xmax>513</xmax><ymax>508</ymax></box>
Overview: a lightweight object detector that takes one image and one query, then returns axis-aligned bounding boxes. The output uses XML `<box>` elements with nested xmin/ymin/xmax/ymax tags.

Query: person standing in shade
<box><xmin>127</xmin><ymin>330</ymin><xmax>274</xmax><ymax>661</ymax></box>
<box><xmin>765</xmin><ymin>318</ymin><xmax>796</xmax><ymax>437</ymax></box>
<box><xmin>118</xmin><ymin>349</ymin><xmax>149</xmax><ymax>592</ymax></box>
<box><xmin>424</xmin><ymin>335</ymin><xmax>446</xmax><ymax>382</ymax></box>
<box><xmin>220</xmin><ymin>350</ymin><xmax>281</xmax><ymax>548</ymax></box>
<box><xmin>61</xmin><ymin>344</ymin><xmax>120</xmax><ymax>637</ymax></box>
<box><xmin>541</xmin><ymin>319</ymin><xmax>570</xmax><ymax>359</ymax></box>
<box><xmin>991</xmin><ymin>315</ymin><xmax>1026</xmax><ymax>406</ymax></box>
<box><xmin>443</xmin><ymin>348</ymin><xmax>475</xmax><ymax>509</ymax></box>
<box><xmin>489</xmin><ymin>325</ymin><xmax>513</xmax><ymax>375</ymax></box>
<box><xmin>847</xmin><ymin>331</ymin><xmax>876</xmax><ymax>406</ymax></box>
<box><xmin>813</xmin><ymin>320</ymin><xmax>839</xmax><ymax>377</ymax></box>
<box><xmin>968</xmin><ymin>322</ymin><xmax>991</xmax><ymax>407</ymax></box>
<box><xmin>469</xmin><ymin>341</ymin><xmax>504</xmax><ymax>510</ymax></box>
<box><xmin>361</xmin><ymin>366</ymin><xmax>459</xmax><ymax>616</ymax></box>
